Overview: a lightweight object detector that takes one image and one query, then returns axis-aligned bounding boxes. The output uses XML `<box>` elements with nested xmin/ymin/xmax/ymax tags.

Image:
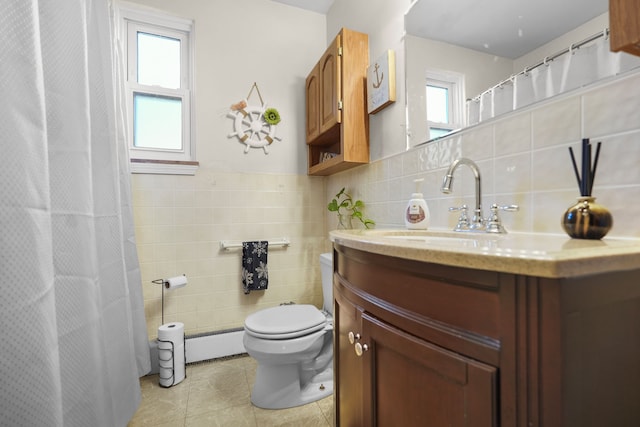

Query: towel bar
<box><xmin>219</xmin><ymin>238</ymin><xmax>290</xmax><ymax>250</ymax></box>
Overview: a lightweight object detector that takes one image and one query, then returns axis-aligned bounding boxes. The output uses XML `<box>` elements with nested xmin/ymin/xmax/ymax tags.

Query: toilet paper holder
<box><xmin>151</xmin><ymin>275</ymin><xmax>187</xmax><ymax>325</ymax></box>
<box><xmin>157</xmin><ymin>335</ymin><xmax>187</xmax><ymax>388</ymax></box>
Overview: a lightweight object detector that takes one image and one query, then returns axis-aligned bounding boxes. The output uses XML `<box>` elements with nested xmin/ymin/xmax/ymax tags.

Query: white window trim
<box><xmin>116</xmin><ymin>2</ymin><xmax>197</xmax><ymax>175</ymax></box>
<box><xmin>425</xmin><ymin>69</ymin><xmax>465</xmax><ymax>138</ymax></box>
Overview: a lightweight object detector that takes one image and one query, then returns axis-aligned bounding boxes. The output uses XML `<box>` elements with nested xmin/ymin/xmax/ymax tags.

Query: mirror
<box><xmin>405</xmin><ymin>0</ymin><xmax>608</xmax><ymax>146</ymax></box>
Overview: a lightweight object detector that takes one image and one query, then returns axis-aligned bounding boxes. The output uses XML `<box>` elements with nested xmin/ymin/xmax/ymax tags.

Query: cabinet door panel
<box><xmin>305</xmin><ymin>64</ymin><xmax>320</xmax><ymax>143</ymax></box>
<box><xmin>319</xmin><ymin>34</ymin><xmax>341</xmax><ymax>134</ymax></box>
<box><xmin>362</xmin><ymin>313</ymin><xmax>497</xmax><ymax>427</ymax></box>
<box><xmin>334</xmin><ymin>291</ymin><xmax>362</xmax><ymax>427</ymax></box>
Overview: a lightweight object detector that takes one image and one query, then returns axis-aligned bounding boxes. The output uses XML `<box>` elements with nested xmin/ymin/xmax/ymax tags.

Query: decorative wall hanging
<box><xmin>367</xmin><ymin>50</ymin><xmax>396</xmax><ymax>114</ymax></box>
<box><xmin>227</xmin><ymin>82</ymin><xmax>282</xmax><ymax>154</ymax></box>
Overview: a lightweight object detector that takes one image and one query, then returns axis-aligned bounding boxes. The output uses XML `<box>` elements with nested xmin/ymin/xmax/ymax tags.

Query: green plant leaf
<box><xmin>327</xmin><ymin>186</ymin><xmax>374</xmax><ymax>229</ymax></box>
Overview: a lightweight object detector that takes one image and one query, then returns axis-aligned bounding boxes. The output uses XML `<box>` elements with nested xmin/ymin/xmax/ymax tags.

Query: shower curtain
<box><xmin>468</xmin><ymin>36</ymin><xmax>640</xmax><ymax>125</ymax></box>
<box><xmin>0</xmin><ymin>0</ymin><xmax>150</xmax><ymax>426</ymax></box>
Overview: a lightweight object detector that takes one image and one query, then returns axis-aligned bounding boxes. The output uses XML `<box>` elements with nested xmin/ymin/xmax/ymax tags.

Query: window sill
<box><xmin>130</xmin><ymin>159</ymin><xmax>199</xmax><ymax>175</ymax></box>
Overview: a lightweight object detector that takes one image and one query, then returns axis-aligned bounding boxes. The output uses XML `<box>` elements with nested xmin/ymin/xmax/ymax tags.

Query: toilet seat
<box><xmin>244</xmin><ymin>304</ymin><xmax>327</xmax><ymax>339</ymax></box>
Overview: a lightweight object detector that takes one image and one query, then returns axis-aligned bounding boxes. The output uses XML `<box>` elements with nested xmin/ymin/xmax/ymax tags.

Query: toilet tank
<box><xmin>319</xmin><ymin>252</ymin><xmax>333</xmax><ymax>314</ymax></box>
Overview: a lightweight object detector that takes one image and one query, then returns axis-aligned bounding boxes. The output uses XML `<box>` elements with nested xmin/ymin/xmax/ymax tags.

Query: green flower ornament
<box><xmin>263</xmin><ymin>108</ymin><xmax>281</xmax><ymax>125</ymax></box>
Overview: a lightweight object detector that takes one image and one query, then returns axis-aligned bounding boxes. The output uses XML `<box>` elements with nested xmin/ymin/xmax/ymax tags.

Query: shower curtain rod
<box><xmin>470</xmin><ymin>28</ymin><xmax>610</xmax><ymax>102</ymax></box>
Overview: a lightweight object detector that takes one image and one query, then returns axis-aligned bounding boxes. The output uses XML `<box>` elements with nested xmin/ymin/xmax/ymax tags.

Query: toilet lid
<box><xmin>244</xmin><ymin>304</ymin><xmax>327</xmax><ymax>339</ymax></box>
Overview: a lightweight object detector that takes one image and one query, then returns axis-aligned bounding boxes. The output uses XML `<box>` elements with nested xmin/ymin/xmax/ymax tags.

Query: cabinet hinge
<box><xmin>338</xmin><ymin>100</ymin><xmax>343</xmax><ymax>110</ymax></box>
<box><xmin>338</xmin><ymin>46</ymin><xmax>343</xmax><ymax>56</ymax></box>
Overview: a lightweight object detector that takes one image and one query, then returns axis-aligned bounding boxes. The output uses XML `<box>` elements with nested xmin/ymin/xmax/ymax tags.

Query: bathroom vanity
<box><xmin>330</xmin><ymin>229</ymin><xmax>640</xmax><ymax>427</ymax></box>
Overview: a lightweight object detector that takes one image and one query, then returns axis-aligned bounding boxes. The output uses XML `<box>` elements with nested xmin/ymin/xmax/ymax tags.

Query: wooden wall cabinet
<box><xmin>305</xmin><ymin>28</ymin><xmax>369</xmax><ymax>176</ymax></box>
<box><xmin>610</xmin><ymin>0</ymin><xmax>640</xmax><ymax>56</ymax></box>
<box><xmin>333</xmin><ymin>245</ymin><xmax>640</xmax><ymax>426</ymax></box>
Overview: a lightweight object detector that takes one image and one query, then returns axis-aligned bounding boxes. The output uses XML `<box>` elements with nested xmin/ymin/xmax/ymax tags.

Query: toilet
<box><xmin>243</xmin><ymin>252</ymin><xmax>334</xmax><ymax>409</ymax></box>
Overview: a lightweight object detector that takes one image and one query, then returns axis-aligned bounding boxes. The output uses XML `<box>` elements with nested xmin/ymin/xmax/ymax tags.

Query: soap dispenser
<box><xmin>405</xmin><ymin>178</ymin><xmax>430</xmax><ymax>230</ymax></box>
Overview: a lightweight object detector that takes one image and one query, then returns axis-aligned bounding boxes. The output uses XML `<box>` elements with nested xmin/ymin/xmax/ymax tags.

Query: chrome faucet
<box><xmin>441</xmin><ymin>158</ymin><xmax>485</xmax><ymax>231</ymax></box>
<box><xmin>441</xmin><ymin>157</ymin><xmax>519</xmax><ymax>233</ymax></box>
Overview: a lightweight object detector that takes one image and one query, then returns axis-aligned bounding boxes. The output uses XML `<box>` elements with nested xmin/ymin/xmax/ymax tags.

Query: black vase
<box><xmin>561</xmin><ymin>196</ymin><xmax>613</xmax><ymax>240</ymax></box>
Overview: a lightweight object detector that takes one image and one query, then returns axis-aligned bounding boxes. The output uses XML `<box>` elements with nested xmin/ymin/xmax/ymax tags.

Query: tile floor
<box><xmin>128</xmin><ymin>354</ymin><xmax>334</xmax><ymax>427</ymax></box>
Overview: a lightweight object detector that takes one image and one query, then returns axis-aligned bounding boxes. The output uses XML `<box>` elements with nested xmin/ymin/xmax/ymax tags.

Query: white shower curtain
<box><xmin>469</xmin><ymin>36</ymin><xmax>640</xmax><ymax>124</ymax></box>
<box><xmin>0</xmin><ymin>0</ymin><xmax>150</xmax><ymax>426</ymax></box>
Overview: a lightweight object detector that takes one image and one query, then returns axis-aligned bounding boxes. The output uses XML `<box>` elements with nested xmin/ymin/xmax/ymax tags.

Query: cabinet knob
<box><xmin>355</xmin><ymin>342</ymin><xmax>369</xmax><ymax>356</ymax></box>
<box><xmin>348</xmin><ymin>331</ymin><xmax>361</xmax><ymax>345</ymax></box>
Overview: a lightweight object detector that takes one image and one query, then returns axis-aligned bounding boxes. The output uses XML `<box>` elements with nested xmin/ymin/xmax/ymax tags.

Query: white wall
<box><xmin>126</xmin><ymin>0</ymin><xmax>326</xmax><ymax>174</ymax></box>
<box><xmin>514</xmin><ymin>13</ymin><xmax>610</xmax><ymax>73</ymax></box>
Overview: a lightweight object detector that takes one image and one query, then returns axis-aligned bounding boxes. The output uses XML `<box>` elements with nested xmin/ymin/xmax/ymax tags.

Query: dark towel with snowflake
<box><xmin>242</xmin><ymin>241</ymin><xmax>269</xmax><ymax>294</ymax></box>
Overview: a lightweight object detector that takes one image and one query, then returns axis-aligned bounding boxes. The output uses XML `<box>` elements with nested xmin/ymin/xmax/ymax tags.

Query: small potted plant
<box><xmin>327</xmin><ymin>187</ymin><xmax>375</xmax><ymax>229</ymax></box>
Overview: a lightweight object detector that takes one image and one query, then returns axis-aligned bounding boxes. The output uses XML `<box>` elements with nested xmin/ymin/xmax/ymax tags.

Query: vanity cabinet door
<box><xmin>361</xmin><ymin>312</ymin><xmax>498</xmax><ymax>427</ymax></box>
<box><xmin>334</xmin><ymin>290</ymin><xmax>363</xmax><ymax>427</ymax></box>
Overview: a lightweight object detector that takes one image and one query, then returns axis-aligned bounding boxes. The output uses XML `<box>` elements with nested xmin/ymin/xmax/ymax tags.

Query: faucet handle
<box><xmin>486</xmin><ymin>204</ymin><xmax>519</xmax><ymax>234</ymax></box>
<box><xmin>495</xmin><ymin>204</ymin><xmax>519</xmax><ymax>212</ymax></box>
<box><xmin>448</xmin><ymin>204</ymin><xmax>470</xmax><ymax>231</ymax></box>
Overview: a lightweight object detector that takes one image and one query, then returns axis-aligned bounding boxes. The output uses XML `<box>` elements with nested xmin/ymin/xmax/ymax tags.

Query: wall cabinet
<box><xmin>305</xmin><ymin>28</ymin><xmax>369</xmax><ymax>176</ymax></box>
<box><xmin>333</xmin><ymin>245</ymin><xmax>640</xmax><ymax>426</ymax></box>
<box><xmin>610</xmin><ymin>0</ymin><xmax>640</xmax><ymax>56</ymax></box>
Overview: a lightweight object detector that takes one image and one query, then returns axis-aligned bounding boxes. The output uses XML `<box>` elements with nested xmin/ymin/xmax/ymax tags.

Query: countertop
<box><xmin>330</xmin><ymin>229</ymin><xmax>640</xmax><ymax>278</ymax></box>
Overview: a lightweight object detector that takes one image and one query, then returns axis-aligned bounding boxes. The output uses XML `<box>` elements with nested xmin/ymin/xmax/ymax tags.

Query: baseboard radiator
<box><xmin>148</xmin><ymin>328</ymin><xmax>246</xmax><ymax>375</ymax></box>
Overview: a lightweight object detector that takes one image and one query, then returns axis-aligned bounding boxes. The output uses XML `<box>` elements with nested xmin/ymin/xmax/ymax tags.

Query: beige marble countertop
<box><xmin>330</xmin><ymin>229</ymin><xmax>640</xmax><ymax>278</ymax></box>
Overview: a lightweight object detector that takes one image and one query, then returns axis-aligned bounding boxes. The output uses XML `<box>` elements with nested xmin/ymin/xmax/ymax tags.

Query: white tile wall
<box><xmin>132</xmin><ymin>170</ymin><xmax>329</xmax><ymax>339</ymax></box>
<box><xmin>328</xmin><ymin>69</ymin><xmax>640</xmax><ymax>239</ymax></box>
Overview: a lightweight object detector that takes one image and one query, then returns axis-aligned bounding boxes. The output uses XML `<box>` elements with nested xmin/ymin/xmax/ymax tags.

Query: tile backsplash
<box><xmin>327</xmin><ymin>69</ymin><xmax>640</xmax><ymax>239</ymax></box>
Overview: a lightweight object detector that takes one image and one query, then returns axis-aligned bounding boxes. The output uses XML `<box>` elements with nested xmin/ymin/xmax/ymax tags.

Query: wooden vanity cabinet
<box><xmin>334</xmin><ymin>290</ymin><xmax>363</xmax><ymax>426</ymax></box>
<box><xmin>305</xmin><ymin>28</ymin><xmax>369</xmax><ymax>176</ymax></box>
<box><xmin>333</xmin><ymin>245</ymin><xmax>640</xmax><ymax>427</ymax></box>
<box><xmin>610</xmin><ymin>0</ymin><xmax>640</xmax><ymax>56</ymax></box>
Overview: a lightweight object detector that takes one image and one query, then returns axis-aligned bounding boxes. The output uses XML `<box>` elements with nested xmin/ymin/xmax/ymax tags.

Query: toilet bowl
<box><xmin>243</xmin><ymin>252</ymin><xmax>334</xmax><ymax>409</ymax></box>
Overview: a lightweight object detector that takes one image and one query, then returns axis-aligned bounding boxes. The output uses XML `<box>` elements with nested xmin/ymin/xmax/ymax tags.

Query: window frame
<box><xmin>425</xmin><ymin>69</ymin><xmax>465</xmax><ymax>140</ymax></box>
<box><xmin>117</xmin><ymin>2</ymin><xmax>197</xmax><ymax>175</ymax></box>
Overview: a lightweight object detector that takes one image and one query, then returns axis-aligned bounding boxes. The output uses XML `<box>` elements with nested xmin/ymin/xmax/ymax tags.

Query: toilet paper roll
<box><xmin>173</xmin><ymin>343</ymin><xmax>185</xmax><ymax>384</ymax></box>
<box><xmin>157</xmin><ymin>322</ymin><xmax>186</xmax><ymax>387</ymax></box>
<box><xmin>164</xmin><ymin>275</ymin><xmax>187</xmax><ymax>290</ymax></box>
<box><xmin>159</xmin><ymin>367</ymin><xmax>174</xmax><ymax>384</ymax></box>
<box><xmin>158</xmin><ymin>322</ymin><xmax>184</xmax><ymax>342</ymax></box>
<box><xmin>159</xmin><ymin>344</ymin><xmax>185</xmax><ymax>387</ymax></box>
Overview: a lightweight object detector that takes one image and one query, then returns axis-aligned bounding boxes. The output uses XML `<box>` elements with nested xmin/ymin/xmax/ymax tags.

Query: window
<box><xmin>425</xmin><ymin>70</ymin><xmax>465</xmax><ymax>140</ymax></box>
<box><xmin>118</xmin><ymin>3</ymin><xmax>197</xmax><ymax>174</ymax></box>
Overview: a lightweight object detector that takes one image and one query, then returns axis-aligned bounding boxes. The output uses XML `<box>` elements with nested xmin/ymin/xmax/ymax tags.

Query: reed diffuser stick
<box><xmin>568</xmin><ymin>146</ymin><xmax>582</xmax><ymax>192</ymax></box>
<box><xmin>590</xmin><ymin>141</ymin><xmax>602</xmax><ymax>195</ymax></box>
<box><xmin>568</xmin><ymin>138</ymin><xmax>602</xmax><ymax>197</ymax></box>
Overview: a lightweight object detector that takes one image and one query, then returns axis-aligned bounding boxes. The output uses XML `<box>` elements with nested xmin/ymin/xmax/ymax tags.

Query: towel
<box><xmin>242</xmin><ymin>241</ymin><xmax>268</xmax><ymax>294</ymax></box>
